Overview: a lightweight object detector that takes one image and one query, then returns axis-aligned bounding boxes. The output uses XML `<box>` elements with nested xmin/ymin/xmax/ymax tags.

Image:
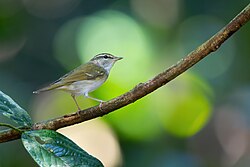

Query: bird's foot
<box><xmin>76</xmin><ymin>110</ymin><xmax>81</xmax><ymax>116</ymax></box>
<box><xmin>99</xmin><ymin>100</ymin><xmax>105</xmax><ymax>111</ymax></box>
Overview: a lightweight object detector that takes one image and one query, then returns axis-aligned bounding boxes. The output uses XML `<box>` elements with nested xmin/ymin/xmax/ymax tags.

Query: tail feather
<box><xmin>33</xmin><ymin>83</ymin><xmax>62</xmax><ymax>94</ymax></box>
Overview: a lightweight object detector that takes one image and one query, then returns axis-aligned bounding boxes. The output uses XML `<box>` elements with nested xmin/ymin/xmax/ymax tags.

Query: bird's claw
<box><xmin>99</xmin><ymin>101</ymin><xmax>105</xmax><ymax>111</ymax></box>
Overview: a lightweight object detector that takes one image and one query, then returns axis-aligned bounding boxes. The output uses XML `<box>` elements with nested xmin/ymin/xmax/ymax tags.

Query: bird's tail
<box><xmin>33</xmin><ymin>83</ymin><xmax>62</xmax><ymax>94</ymax></box>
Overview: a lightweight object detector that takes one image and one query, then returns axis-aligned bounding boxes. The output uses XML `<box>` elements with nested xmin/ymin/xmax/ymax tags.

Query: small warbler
<box><xmin>33</xmin><ymin>53</ymin><xmax>123</xmax><ymax>110</ymax></box>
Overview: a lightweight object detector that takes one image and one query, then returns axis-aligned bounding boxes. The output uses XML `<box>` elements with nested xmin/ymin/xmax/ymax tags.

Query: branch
<box><xmin>1</xmin><ymin>3</ymin><xmax>250</xmax><ymax>143</ymax></box>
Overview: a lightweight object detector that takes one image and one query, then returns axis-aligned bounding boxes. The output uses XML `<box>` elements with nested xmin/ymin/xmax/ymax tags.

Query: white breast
<box><xmin>59</xmin><ymin>78</ymin><xmax>106</xmax><ymax>96</ymax></box>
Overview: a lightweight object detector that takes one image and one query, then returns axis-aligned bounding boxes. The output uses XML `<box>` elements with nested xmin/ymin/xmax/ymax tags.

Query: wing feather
<box><xmin>33</xmin><ymin>63</ymin><xmax>107</xmax><ymax>93</ymax></box>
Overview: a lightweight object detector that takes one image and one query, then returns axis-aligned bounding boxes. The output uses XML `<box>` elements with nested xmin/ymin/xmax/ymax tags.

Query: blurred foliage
<box><xmin>0</xmin><ymin>0</ymin><xmax>250</xmax><ymax>167</ymax></box>
<box><xmin>157</xmin><ymin>74</ymin><xmax>212</xmax><ymax>137</ymax></box>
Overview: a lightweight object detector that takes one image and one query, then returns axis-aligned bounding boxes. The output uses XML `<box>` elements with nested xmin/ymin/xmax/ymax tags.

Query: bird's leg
<box><xmin>84</xmin><ymin>93</ymin><xmax>105</xmax><ymax>110</ymax></box>
<box><xmin>71</xmin><ymin>94</ymin><xmax>81</xmax><ymax>112</ymax></box>
<box><xmin>84</xmin><ymin>93</ymin><xmax>104</xmax><ymax>103</ymax></box>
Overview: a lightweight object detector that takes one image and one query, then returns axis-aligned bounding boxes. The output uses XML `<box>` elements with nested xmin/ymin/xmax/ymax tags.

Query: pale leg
<box><xmin>71</xmin><ymin>94</ymin><xmax>81</xmax><ymax>111</ymax></box>
<box><xmin>84</xmin><ymin>92</ymin><xmax>104</xmax><ymax>103</ymax></box>
<box><xmin>84</xmin><ymin>93</ymin><xmax>105</xmax><ymax>111</ymax></box>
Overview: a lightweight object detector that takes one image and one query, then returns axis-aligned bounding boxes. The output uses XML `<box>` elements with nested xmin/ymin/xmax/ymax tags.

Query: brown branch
<box><xmin>1</xmin><ymin>3</ymin><xmax>250</xmax><ymax>143</ymax></box>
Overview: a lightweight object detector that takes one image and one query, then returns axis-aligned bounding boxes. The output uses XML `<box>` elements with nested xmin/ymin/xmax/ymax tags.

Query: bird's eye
<box><xmin>103</xmin><ymin>55</ymin><xmax>109</xmax><ymax>59</ymax></box>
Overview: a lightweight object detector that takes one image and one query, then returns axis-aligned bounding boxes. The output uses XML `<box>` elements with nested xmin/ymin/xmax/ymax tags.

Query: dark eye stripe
<box><xmin>98</xmin><ymin>54</ymin><xmax>113</xmax><ymax>59</ymax></box>
<box><xmin>103</xmin><ymin>55</ymin><xmax>111</xmax><ymax>59</ymax></box>
<box><xmin>90</xmin><ymin>53</ymin><xmax>115</xmax><ymax>61</ymax></box>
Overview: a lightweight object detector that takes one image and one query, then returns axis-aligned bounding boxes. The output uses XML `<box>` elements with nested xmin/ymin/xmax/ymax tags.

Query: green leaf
<box><xmin>21</xmin><ymin>130</ymin><xmax>104</xmax><ymax>167</ymax></box>
<box><xmin>0</xmin><ymin>91</ymin><xmax>32</xmax><ymax>127</ymax></box>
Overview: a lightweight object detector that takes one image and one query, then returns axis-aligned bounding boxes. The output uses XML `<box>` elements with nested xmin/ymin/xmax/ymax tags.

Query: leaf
<box><xmin>0</xmin><ymin>91</ymin><xmax>32</xmax><ymax>127</ymax></box>
<box><xmin>21</xmin><ymin>130</ymin><xmax>104</xmax><ymax>167</ymax></box>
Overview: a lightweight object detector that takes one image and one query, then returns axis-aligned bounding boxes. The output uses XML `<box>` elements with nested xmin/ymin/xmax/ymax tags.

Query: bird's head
<box><xmin>90</xmin><ymin>53</ymin><xmax>123</xmax><ymax>72</ymax></box>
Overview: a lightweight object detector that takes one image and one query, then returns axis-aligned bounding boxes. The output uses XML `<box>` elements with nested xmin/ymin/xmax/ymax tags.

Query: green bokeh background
<box><xmin>0</xmin><ymin>0</ymin><xmax>250</xmax><ymax>167</ymax></box>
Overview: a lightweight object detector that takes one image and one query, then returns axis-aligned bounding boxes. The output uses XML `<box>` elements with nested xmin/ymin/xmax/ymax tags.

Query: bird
<box><xmin>33</xmin><ymin>53</ymin><xmax>123</xmax><ymax>111</ymax></box>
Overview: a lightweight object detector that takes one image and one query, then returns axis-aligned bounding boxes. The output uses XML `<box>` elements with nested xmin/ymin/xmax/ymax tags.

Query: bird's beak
<box><xmin>115</xmin><ymin>57</ymin><xmax>123</xmax><ymax>61</ymax></box>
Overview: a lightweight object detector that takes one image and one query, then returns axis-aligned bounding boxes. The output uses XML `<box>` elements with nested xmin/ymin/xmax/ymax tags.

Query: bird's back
<box><xmin>33</xmin><ymin>62</ymin><xmax>108</xmax><ymax>94</ymax></box>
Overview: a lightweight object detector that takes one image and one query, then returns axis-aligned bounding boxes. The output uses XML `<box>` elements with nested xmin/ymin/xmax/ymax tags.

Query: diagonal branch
<box><xmin>1</xmin><ymin>3</ymin><xmax>250</xmax><ymax>143</ymax></box>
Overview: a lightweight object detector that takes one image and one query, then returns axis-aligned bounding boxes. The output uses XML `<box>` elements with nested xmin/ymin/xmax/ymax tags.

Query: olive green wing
<box><xmin>33</xmin><ymin>63</ymin><xmax>107</xmax><ymax>93</ymax></box>
<box><xmin>59</xmin><ymin>63</ymin><xmax>107</xmax><ymax>84</ymax></box>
